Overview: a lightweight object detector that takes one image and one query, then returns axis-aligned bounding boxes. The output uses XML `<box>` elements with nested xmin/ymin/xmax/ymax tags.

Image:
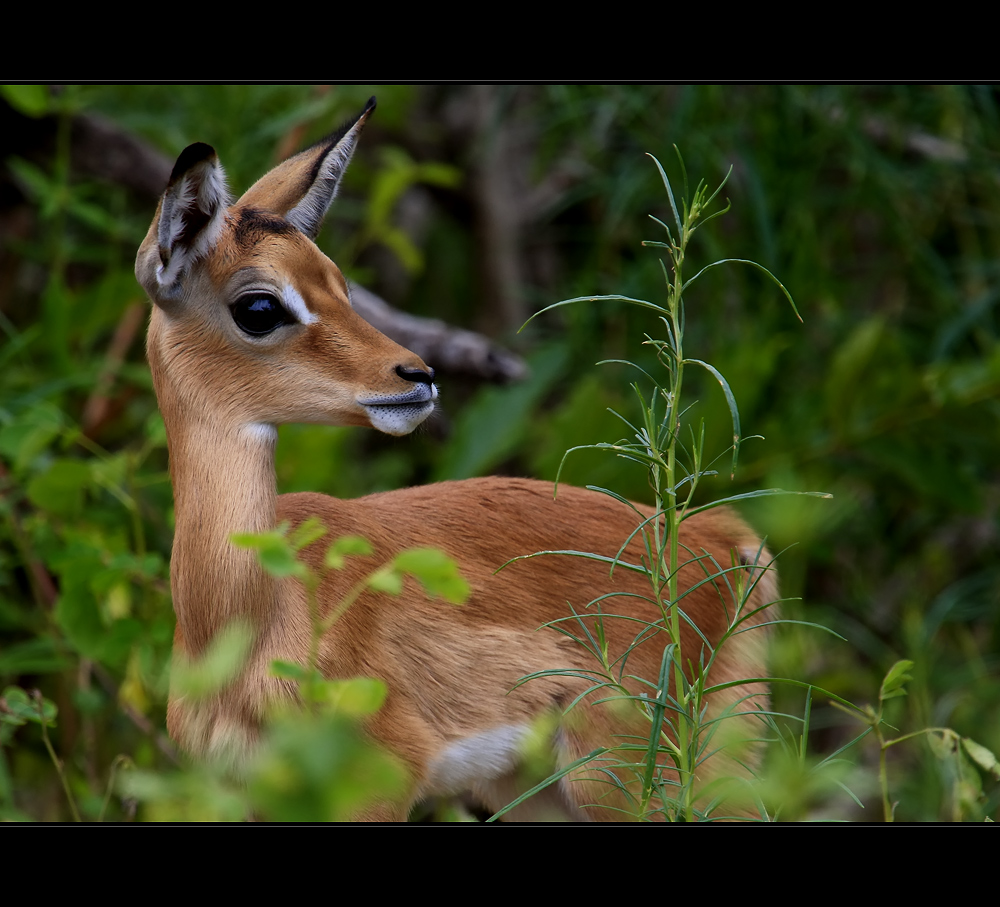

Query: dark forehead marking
<box><xmin>232</xmin><ymin>207</ymin><xmax>298</xmax><ymax>250</ymax></box>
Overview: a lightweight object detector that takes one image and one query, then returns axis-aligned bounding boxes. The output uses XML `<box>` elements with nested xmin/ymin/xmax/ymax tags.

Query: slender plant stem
<box><xmin>36</xmin><ymin>697</ymin><xmax>81</xmax><ymax>823</ymax></box>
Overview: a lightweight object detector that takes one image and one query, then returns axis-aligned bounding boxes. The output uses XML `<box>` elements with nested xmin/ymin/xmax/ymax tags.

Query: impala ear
<box><xmin>237</xmin><ymin>96</ymin><xmax>376</xmax><ymax>239</ymax></box>
<box><xmin>137</xmin><ymin>142</ymin><xmax>232</xmax><ymax>298</ymax></box>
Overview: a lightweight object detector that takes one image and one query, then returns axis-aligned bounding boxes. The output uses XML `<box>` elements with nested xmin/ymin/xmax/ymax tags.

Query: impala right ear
<box><xmin>237</xmin><ymin>96</ymin><xmax>376</xmax><ymax>239</ymax></box>
<box><xmin>136</xmin><ymin>142</ymin><xmax>231</xmax><ymax>300</ymax></box>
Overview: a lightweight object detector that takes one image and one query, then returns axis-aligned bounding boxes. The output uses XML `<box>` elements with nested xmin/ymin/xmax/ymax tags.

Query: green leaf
<box><xmin>0</xmin><ymin>687</ymin><xmax>57</xmax><ymax>726</ymax></box>
<box><xmin>270</xmin><ymin>660</ymin><xmax>309</xmax><ymax>682</ymax></box>
<box><xmin>171</xmin><ymin>622</ymin><xmax>255</xmax><ymax>700</ymax></box>
<box><xmin>647</xmin><ymin>153</ymin><xmax>682</xmax><ymax>236</ymax></box>
<box><xmin>144</xmin><ymin>412</ymin><xmax>167</xmax><ymax>446</ymax></box>
<box><xmin>682</xmin><ymin>258</ymin><xmax>801</xmax><ymax>321</ymax></box>
<box><xmin>362</xmin><ymin>146</ymin><xmax>461</xmax><ymax>275</ymax></box>
<box><xmin>68</xmin><ymin>196</ymin><xmax>121</xmax><ymax>235</ymax></box>
<box><xmin>392</xmin><ymin>548</ymin><xmax>470</xmax><ymax>604</ymax></box>
<box><xmin>259</xmin><ymin>542</ymin><xmax>305</xmax><ymax>578</ymax></box>
<box><xmin>324</xmin><ymin>535</ymin><xmax>374</xmax><ymax>570</ymax></box>
<box><xmin>681</xmin><ymin>488</ymin><xmax>832</xmax><ymax>520</ymax></box>
<box><xmin>488</xmin><ymin>748</ymin><xmax>610</xmax><ymax>822</ymax></box>
<box><xmin>366</xmin><ymin>567</ymin><xmax>403</xmax><ymax>596</ymax></box>
<box><xmin>927</xmin><ymin>730</ymin><xmax>957</xmax><ymax>761</ymax></box>
<box><xmin>231</xmin><ymin>528</ymin><xmax>306</xmax><ymax>579</ymax></box>
<box><xmin>314</xmin><ymin>677</ymin><xmax>388</xmax><ymax>717</ymax></box>
<box><xmin>685</xmin><ymin>358</ymin><xmax>742</xmax><ymax>478</ymax></box>
<box><xmin>962</xmin><ymin>737</ymin><xmax>1000</xmax><ymax>780</ymax></box>
<box><xmin>520</xmin><ymin>296</ymin><xmax>666</xmax><ymax>333</ymax></box>
<box><xmin>1</xmin><ymin>84</ymin><xmax>51</xmax><ymax>117</ymax></box>
<box><xmin>1</xmin><ymin>687</ymin><xmax>32</xmax><ymax>725</ymax></box>
<box><xmin>288</xmin><ymin>517</ymin><xmax>327</xmax><ymax>552</ymax></box>
<box><xmin>879</xmin><ymin>660</ymin><xmax>915</xmax><ymax>702</ymax></box>
<box><xmin>246</xmin><ymin>709</ymin><xmax>407</xmax><ymax>822</ymax></box>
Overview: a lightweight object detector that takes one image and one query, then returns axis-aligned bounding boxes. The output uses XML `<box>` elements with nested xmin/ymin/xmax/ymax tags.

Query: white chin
<box><xmin>364</xmin><ymin>401</ymin><xmax>434</xmax><ymax>437</ymax></box>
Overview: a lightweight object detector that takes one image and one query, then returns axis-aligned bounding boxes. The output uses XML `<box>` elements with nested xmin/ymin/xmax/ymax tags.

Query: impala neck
<box><xmin>165</xmin><ymin>411</ymin><xmax>279</xmax><ymax>656</ymax></box>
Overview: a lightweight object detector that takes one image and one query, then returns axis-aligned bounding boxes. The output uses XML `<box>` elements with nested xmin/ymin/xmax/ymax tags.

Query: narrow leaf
<box><xmin>487</xmin><ymin>749</ymin><xmax>610</xmax><ymax>822</ymax></box>
<box><xmin>686</xmin><ymin>358</ymin><xmax>742</xmax><ymax>478</ymax></box>
<box><xmin>520</xmin><ymin>295</ymin><xmax>667</xmax><ymax>332</ymax></box>
<box><xmin>682</xmin><ymin>259</ymin><xmax>802</xmax><ymax>322</ymax></box>
<box><xmin>646</xmin><ymin>153</ymin><xmax>682</xmax><ymax>235</ymax></box>
<box><xmin>681</xmin><ymin>489</ymin><xmax>832</xmax><ymax>520</ymax></box>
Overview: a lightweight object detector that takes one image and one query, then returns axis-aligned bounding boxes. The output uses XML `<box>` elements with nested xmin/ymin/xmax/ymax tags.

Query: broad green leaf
<box><xmin>259</xmin><ymin>542</ymin><xmax>304</xmax><ymax>577</ymax></box>
<box><xmin>315</xmin><ymin>677</ymin><xmax>388</xmax><ymax>716</ymax></box>
<box><xmin>1</xmin><ymin>84</ymin><xmax>51</xmax><ymax>117</ymax></box>
<box><xmin>1</xmin><ymin>687</ymin><xmax>32</xmax><ymax>725</ymax></box>
<box><xmin>962</xmin><ymin>737</ymin><xmax>1000</xmax><ymax>780</ymax></box>
<box><xmin>367</xmin><ymin>567</ymin><xmax>403</xmax><ymax>596</ymax></box>
<box><xmin>324</xmin><ymin>535</ymin><xmax>374</xmax><ymax>570</ymax></box>
<box><xmin>288</xmin><ymin>517</ymin><xmax>327</xmax><ymax>552</ymax></box>
<box><xmin>231</xmin><ymin>529</ymin><xmax>305</xmax><ymax>579</ymax></box>
<box><xmin>927</xmin><ymin>730</ymin><xmax>957</xmax><ymax>761</ymax></box>
<box><xmin>393</xmin><ymin>548</ymin><xmax>470</xmax><ymax>604</ymax></box>
<box><xmin>363</xmin><ymin>147</ymin><xmax>461</xmax><ymax>275</ymax></box>
<box><xmin>247</xmin><ymin>710</ymin><xmax>407</xmax><ymax>822</ymax></box>
<box><xmin>0</xmin><ymin>686</ymin><xmax>56</xmax><ymax>726</ymax></box>
<box><xmin>270</xmin><ymin>660</ymin><xmax>309</xmax><ymax>682</ymax></box>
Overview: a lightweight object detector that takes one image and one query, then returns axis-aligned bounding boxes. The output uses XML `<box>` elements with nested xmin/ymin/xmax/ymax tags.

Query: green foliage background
<box><xmin>1</xmin><ymin>84</ymin><xmax>997</xmax><ymax>820</ymax></box>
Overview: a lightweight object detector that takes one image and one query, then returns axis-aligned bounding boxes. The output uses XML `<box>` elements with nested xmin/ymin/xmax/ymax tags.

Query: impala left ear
<box><xmin>136</xmin><ymin>141</ymin><xmax>233</xmax><ymax>300</ymax></box>
<box><xmin>237</xmin><ymin>96</ymin><xmax>376</xmax><ymax>239</ymax></box>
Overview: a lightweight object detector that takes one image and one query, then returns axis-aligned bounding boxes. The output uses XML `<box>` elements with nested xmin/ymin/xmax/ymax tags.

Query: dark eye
<box><xmin>231</xmin><ymin>294</ymin><xmax>293</xmax><ymax>336</ymax></box>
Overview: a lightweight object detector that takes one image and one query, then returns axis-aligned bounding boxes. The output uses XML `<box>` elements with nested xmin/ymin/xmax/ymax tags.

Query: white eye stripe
<box><xmin>282</xmin><ymin>283</ymin><xmax>318</xmax><ymax>325</ymax></box>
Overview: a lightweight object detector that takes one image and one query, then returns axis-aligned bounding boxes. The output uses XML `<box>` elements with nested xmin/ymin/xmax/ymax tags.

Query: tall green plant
<box><xmin>496</xmin><ymin>152</ymin><xmax>825</xmax><ymax>821</ymax></box>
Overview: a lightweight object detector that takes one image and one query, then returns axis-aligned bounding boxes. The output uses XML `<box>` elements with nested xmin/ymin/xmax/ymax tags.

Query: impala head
<box><xmin>136</xmin><ymin>96</ymin><xmax>436</xmax><ymax>438</ymax></box>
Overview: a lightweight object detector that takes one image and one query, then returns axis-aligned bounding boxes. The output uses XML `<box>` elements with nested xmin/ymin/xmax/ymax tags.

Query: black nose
<box><xmin>396</xmin><ymin>364</ymin><xmax>435</xmax><ymax>385</ymax></box>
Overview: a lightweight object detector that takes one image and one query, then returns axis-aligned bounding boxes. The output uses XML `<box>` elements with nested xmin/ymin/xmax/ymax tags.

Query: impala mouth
<box><xmin>359</xmin><ymin>384</ymin><xmax>437</xmax><ymax>436</ymax></box>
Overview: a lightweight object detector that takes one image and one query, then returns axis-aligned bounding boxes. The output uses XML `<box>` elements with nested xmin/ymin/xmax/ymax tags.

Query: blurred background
<box><xmin>1</xmin><ymin>84</ymin><xmax>997</xmax><ymax>820</ymax></box>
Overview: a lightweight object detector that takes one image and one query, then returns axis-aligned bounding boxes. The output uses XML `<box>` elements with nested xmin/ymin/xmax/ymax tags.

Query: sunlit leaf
<box><xmin>325</xmin><ymin>535</ymin><xmax>374</xmax><ymax>570</ymax></box>
<box><xmin>879</xmin><ymin>660</ymin><xmax>915</xmax><ymax>702</ymax></box>
<box><xmin>171</xmin><ymin>622</ymin><xmax>255</xmax><ymax>700</ymax></box>
<box><xmin>393</xmin><ymin>548</ymin><xmax>470</xmax><ymax>604</ymax></box>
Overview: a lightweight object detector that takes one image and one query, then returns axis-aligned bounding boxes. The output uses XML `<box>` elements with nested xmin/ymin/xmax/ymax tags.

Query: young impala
<box><xmin>136</xmin><ymin>97</ymin><xmax>777</xmax><ymax>820</ymax></box>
